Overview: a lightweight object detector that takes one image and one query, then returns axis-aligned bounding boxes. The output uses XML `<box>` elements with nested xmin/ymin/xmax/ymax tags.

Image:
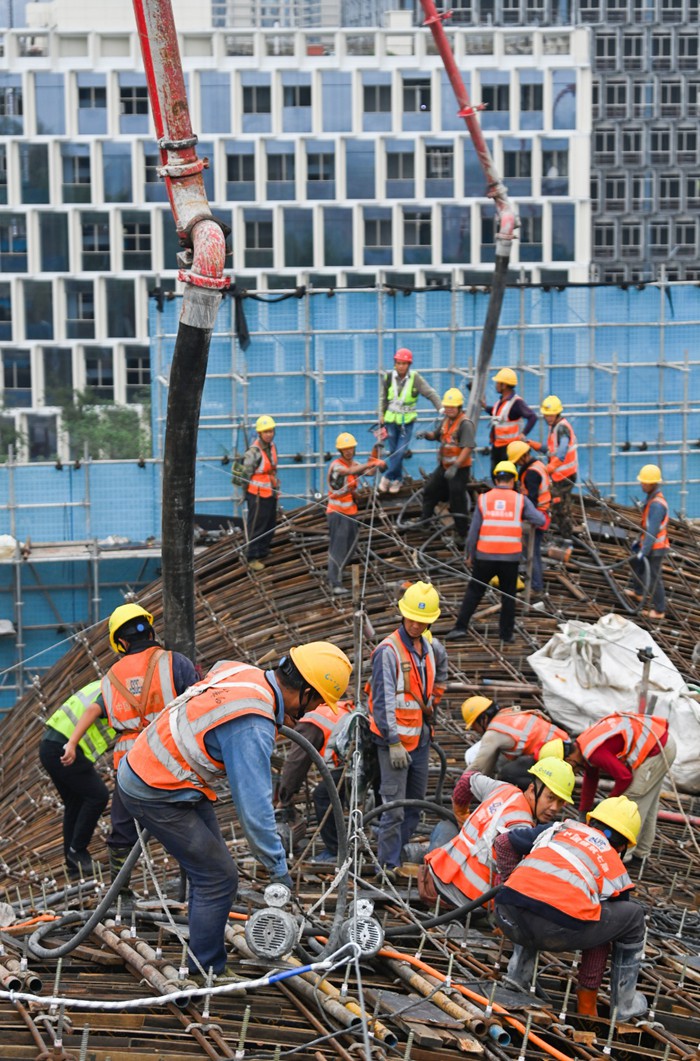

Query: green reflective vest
<box><xmin>45</xmin><ymin>680</ymin><xmax>115</xmax><ymax>764</ymax></box>
<box><xmin>385</xmin><ymin>370</ymin><xmax>418</xmax><ymax>424</ymax></box>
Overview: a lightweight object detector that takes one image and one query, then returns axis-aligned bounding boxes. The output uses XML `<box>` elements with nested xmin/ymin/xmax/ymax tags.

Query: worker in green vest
<box><xmin>39</xmin><ymin>680</ymin><xmax>115</xmax><ymax>879</ymax></box>
<box><xmin>379</xmin><ymin>348</ymin><xmax>442</xmax><ymax>494</ymax></box>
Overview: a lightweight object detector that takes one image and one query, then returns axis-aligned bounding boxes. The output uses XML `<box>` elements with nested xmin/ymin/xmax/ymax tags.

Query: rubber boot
<box><xmin>576</xmin><ymin>988</ymin><xmax>599</xmax><ymax>1016</ymax></box>
<box><xmin>504</xmin><ymin>945</ymin><xmax>551</xmax><ymax>1002</ymax></box>
<box><xmin>609</xmin><ymin>940</ymin><xmax>648</xmax><ymax>1021</ymax></box>
<box><xmin>109</xmin><ymin>845</ymin><xmax>135</xmax><ymax>900</ymax></box>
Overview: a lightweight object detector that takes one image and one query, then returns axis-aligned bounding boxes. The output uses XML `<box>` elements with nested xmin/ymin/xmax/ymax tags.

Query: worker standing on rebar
<box><xmin>379</xmin><ymin>347</ymin><xmax>442</xmax><ymax>494</ymax></box>
<box><xmin>367</xmin><ymin>582</ymin><xmax>441</xmax><ymax>879</ymax></box>
<box><xmin>482</xmin><ymin>368</ymin><xmax>538</xmax><ymax>473</ymax></box>
<box><xmin>494</xmin><ymin>795</ymin><xmax>647</xmax><ymax>1019</ymax></box>
<box><xmin>61</xmin><ymin>604</ymin><xmax>198</xmax><ymax>891</ymax></box>
<box><xmin>241</xmin><ymin>414</ymin><xmax>279</xmax><ymax>573</ymax></box>
<box><xmin>39</xmin><ymin>680</ymin><xmax>113</xmax><ymax>879</ymax></box>
<box><xmin>117</xmin><ymin>642</ymin><xmax>352</xmax><ymax>977</ymax></box>
<box><xmin>413</xmin><ymin>388</ymin><xmax>475</xmax><ymax>547</ymax></box>
<box><xmin>546</xmin><ymin>709</ymin><xmax>676</xmax><ymax>872</ymax></box>
<box><xmin>507</xmin><ymin>439</ymin><xmax>551</xmax><ymax>596</ymax></box>
<box><xmin>539</xmin><ymin>394</ymin><xmax>578</xmax><ymax>538</ymax></box>
<box><xmin>625</xmin><ymin>464</ymin><xmax>669</xmax><ymax>620</ymax></box>
<box><xmin>326</xmin><ymin>431</ymin><xmax>385</xmax><ymax>596</ymax></box>
<box><xmin>458</xmin><ymin>696</ymin><xmax>569</xmax><ymax>780</ymax></box>
<box><xmin>445</xmin><ymin>462</ymin><xmax>547</xmax><ymax>644</ymax></box>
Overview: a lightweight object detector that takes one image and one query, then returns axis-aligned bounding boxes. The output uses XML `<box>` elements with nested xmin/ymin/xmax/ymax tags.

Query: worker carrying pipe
<box><xmin>494</xmin><ymin>795</ymin><xmax>648</xmax><ymax>1020</ymax></box>
<box><xmin>459</xmin><ymin>695</ymin><xmax>569</xmax><ymax>784</ymax></box>
<box><xmin>482</xmin><ymin>369</ymin><xmax>538</xmax><ymax>474</ymax></box>
<box><xmin>625</xmin><ymin>463</ymin><xmax>670</xmax><ymax>620</ymax></box>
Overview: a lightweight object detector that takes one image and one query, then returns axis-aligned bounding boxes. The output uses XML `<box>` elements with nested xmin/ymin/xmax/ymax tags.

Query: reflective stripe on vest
<box><xmin>425</xmin><ymin>784</ymin><xmax>533</xmax><ymax>899</ymax></box>
<box><xmin>477</xmin><ymin>489</ymin><xmax>524</xmax><ymax>555</ymax></box>
<box><xmin>102</xmin><ymin>648</ymin><xmax>177</xmax><ymax>766</ymax></box>
<box><xmin>487</xmin><ymin>710</ymin><xmax>568</xmax><ymax>760</ymax></box>
<box><xmin>248</xmin><ymin>440</ymin><xmax>278</xmax><ymax>498</ymax></box>
<box><xmin>547</xmin><ymin>417</ymin><xmax>578</xmax><ymax>480</ymax></box>
<box><xmin>576</xmin><ymin>713</ymin><xmax>667</xmax><ymax>771</ymax></box>
<box><xmin>505</xmin><ymin>821</ymin><xmax>632</xmax><ymax>921</ymax></box>
<box><xmin>303</xmin><ymin>701</ymin><xmax>353</xmax><ymax>765</ymax></box>
<box><xmin>439</xmin><ymin>413</ymin><xmax>469</xmax><ymax>468</ymax></box>
<box><xmin>45</xmin><ymin>680</ymin><xmax>115</xmax><ymax>763</ymax></box>
<box><xmin>522</xmin><ymin>459</ymin><xmax>551</xmax><ymax>512</ymax></box>
<box><xmin>385</xmin><ymin>370</ymin><xmax>418</xmax><ymax>423</ymax></box>
<box><xmin>368</xmin><ymin>631</ymin><xmax>436</xmax><ymax>752</ymax></box>
<box><xmin>326</xmin><ymin>458</ymin><xmax>358</xmax><ymax>515</ymax></box>
<box><xmin>126</xmin><ymin>661</ymin><xmax>276</xmax><ymax>800</ymax></box>
<box><xmin>491</xmin><ymin>394</ymin><xmax>522</xmax><ymax>446</ymax></box>
<box><xmin>642</xmin><ymin>490</ymin><xmax>669</xmax><ymax>551</ymax></box>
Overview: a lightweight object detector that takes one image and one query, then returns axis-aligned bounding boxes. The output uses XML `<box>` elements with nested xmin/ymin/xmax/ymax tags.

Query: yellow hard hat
<box><xmin>442</xmin><ymin>387</ymin><xmax>464</xmax><ymax>408</ymax></box>
<box><xmin>398</xmin><ymin>581</ymin><xmax>441</xmax><ymax>624</ymax></box>
<box><xmin>541</xmin><ymin>395</ymin><xmax>563</xmax><ymax>416</ymax></box>
<box><xmin>528</xmin><ymin>756</ymin><xmax>575</xmax><ymax>803</ymax></box>
<box><xmin>289</xmin><ymin>642</ymin><xmax>352</xmax><ymax>709</ymax></box>
<box><xmin>255</xmin><ymin>415</ymin><xmax>276</xmax><ymax>433</ymax></box>
<box><xmin>109</xmin><ymin>603</ymin><xmax>154</xmax><ymax>654</ymax></box>
<box><xmin>637</xmin><ymin>464</ymin><xmax>662</xmax><ymax>484</ymax></box>
<box><xmin>587</xmin><ymin>795</ymin><xmax>641</xmax><ymax>847</ymax></box>
<box><xmin>489</xmin><ymin>574</ymin><xmax>525</xmax><ymax>591</ymax></box>
<box><xmin>493</xmin><ymin>367</ymin><xmax>518</xmax><ymax>387</ymax></box>
<box><xmin>507</xmin><ymin>440</ymin><xmax>530</xmax><ymax>463</ymax></box>
<box><xmin>538</xmin><ymin>738</ymin><xmax>565</xmax><ymax>761</ymax></box>
<box><xmin>336</xmin><ymin>432</ymin><xmax>357</xmax><ymax>450</ymax></box>
<box><xmin>461</xmin><ymin>695</ymin><xmax>493</xmax><ymax>729</ymax></box>
<box><xmin>493</xmin><ymin>460</ymin><xmax>518</xmax><ymax>479</ymax></box>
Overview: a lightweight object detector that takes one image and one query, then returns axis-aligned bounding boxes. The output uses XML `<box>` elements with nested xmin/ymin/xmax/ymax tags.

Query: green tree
<box><xmin>60</xmin><ymin>391</ymin><xmax>151</xmax><ymax>461</ymax></box>
<box><xmin>0</xmin><ymin>414</ymin><xmax>25</xmax><ymax>462</ymax></box>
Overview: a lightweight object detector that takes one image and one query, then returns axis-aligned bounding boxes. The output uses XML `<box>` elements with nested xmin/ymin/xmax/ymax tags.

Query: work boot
<box><xmin>389</xmin><ymin>479</ymin><xmax>401</xmax><ymax>494</ymax></box>
<box><xmin>444</xmin><ymin>626</ymin><xmax>469</xmax><ymax>642</ymax></box>
<box><xmin>67</xmin><ymin>847</ymin><xmax>93</xmax><ymax>879</ymax></box>
<box><xmin>248</xmin><ymin>559</ymin><xmax>265</xmax><ymax>573</ymax></box>
<box><xmin>504</xmin><ymin>945</ymin><xmax>551</xmax><ymax>1002</ymax></box>
<box><xmin>378</xmin><ymin>475</ymin><xmax>390</xmax><ymax>493</ymax></box>
<box><xmin>609</xmin><ymin>940</ymin><xmax>648</xmax><ymax>1021</ymax></box>
<box><xmin>576</xmin><ymin>988</ymin><xmax>599</xmax><ymax>1017</ymax></box>
<box><xmin>109</xmin><ymin>845</ymin><xmax>135</xmax><ymax>898</ymax></box>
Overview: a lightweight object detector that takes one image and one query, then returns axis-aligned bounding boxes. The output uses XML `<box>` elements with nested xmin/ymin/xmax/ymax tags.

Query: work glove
<box><xmin>444</xmin><ymin>464</ymin><xmax>458</xmax><ymax>481</ymax></box>
<box><xmin>388</xmin><ymin>742</ymin><xmax>410</xmax><ymax>770</ymax></box>
<box><xmin>540</xmin><ymin>512</ymin><xmax>551</xmax><ymax>531</ymax></box>
<box><xmin>415</xmin><ymin>431</ymin><xmax>428</xmax><ymax>440</ymax></box>
<box><xmin>431</xmin><ymin>684</ymin><xmax>446</xmax><ymax>708</ymax></box>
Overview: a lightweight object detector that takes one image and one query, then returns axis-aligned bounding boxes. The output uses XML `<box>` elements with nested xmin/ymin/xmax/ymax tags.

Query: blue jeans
<box><xmin>375</xmin><ymin>726</ymin><xmax>431</xmax><ymax>868</ymax></box>
<box><xmin>384</xmin><ymin>420</ymin><xmax>414</xmax><ymax>482</ymax></box>
<box><xmin>118</xmin><ymin>786</ymin><xmax>238</xmax><ymax>974</ymax></box>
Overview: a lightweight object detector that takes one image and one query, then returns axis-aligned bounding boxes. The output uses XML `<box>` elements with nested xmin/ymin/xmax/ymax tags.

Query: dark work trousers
<box><xmin>39</xmin><ymin>735</ymin><xmax>109</xmax><ymax>857</ymax></box>
<box><xmin>456</xmin><ymin>557</ymin><xmax>520</xmax><ymax>640</ymax></box>
<box><xmin>495</xmin><ymin>899</ymin><xmax>646</xmax><ymax>958</ymax></box>
<box><xmin>246</xmin><ymin>491</ymin><xmax>277</xmax><ymax>560</ymax></box>
<box><xmin>628</xmin><ymin>551</ymin><xmax>667</xmax><ymax>613</ymax></box>
<box><xmin>550</xmin><ymin>475</ymin><xmax>576</xmax><ymax>538</ymax></box>
<box><xmin>327</xmin><ymin>511</ymin><xmax>359</xmax><ymax>588</ymax></box>
<box><xmin>108</xmin><ymin>780</ymin><xmax>139</xmax><ymax>850</ymax></box>
<box><xmin>490</xmin><ymin>444</ymin><xmax>509</xmax><ymax>473</ymax></box>
<box><xmin>421</xmin><ymin>465</ymin><xmax>470</xmax><ymax>539</ymax></box>
<box><xmin>312</xmin><ymin>767</ymin><xmax>345</xmax><ymax>855</ymax></box>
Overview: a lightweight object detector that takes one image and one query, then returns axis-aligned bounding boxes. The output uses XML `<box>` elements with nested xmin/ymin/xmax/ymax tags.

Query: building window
<box><xmin>520</xmin><ymin>83</ymin><xmax>543</xmax><ymax>112</ymax></box>
<box><xmin>228</xmin><ymin>154</ymin><xmax>255</xmax><ymax>183</ymax></box>
<box><xmin>622</xmin><ymin>127</ymin><xmax>643</xmax><ymax>162</ymax></box>
<box><xmin>103</xmin><ymin>142</ymin><xmax>132</xmax><ymax>203</ymax></box>
<box><xmin>623</xmin><ymin>33</ymin><xmax>644</xmax><ymax>70</ymax></box>
<box><xmin>27</xmin><ymin>412</ymin><xmax>58</xmax><ymax>461</ymax></box>
<box><xmin>403</xmin><ymin>208</ymin><xmax>431</xmax><ymax>265</ymax></box>
<box><xmin>125</xmin><ymin>345</ymin><xmax>150</xmax><ymax>404</ymax></box>
<box><xmin>674</xmin><ymin>219</ymin><xmax>697</xmax><ymax>253</ymax></box>
<box><xmin>243</xmin><ymin>85</ymin><xmax>270</xmax><ymax>114</ymax></box>
<box><xmin>595</xmin><ymin>33</ymin><xmax>618</xmax><ymax>71</ymax></box>
<box><xmin>79</xmin><ymin>86</ymin><xmax>106</xmax><ymax>109</ymax></box>
<box><xmin>323</xmin><ymin>207</ymin><xmax>353</xmax><ymax>268</ymax></box>
<box><xmin>61</xmin><ymin>146</ymin><xmax>91</xmax><ymax>204</ymax></box>
<box><xmin>678</xmin><ymin>32</ymin><xmax>699</xmax><ymax>71</ymax></box>
<box><xmin>307</xmin><ymin>152</ymin><xmax>335</xmax><ymax>199</ymax></box>
<box><xmin>81</xmin><ymin>213</ymin><xmax>110</xmax><ymax>271</ymax></box>
<box><xmin>542</xmin><ymin>146</ymin><xmax>569</xmax><ymax>195</ymax></box>
<box><xmin>426</xmin><ymin>145</ymin><xmax>453</xmax><ymax>179</ymax></box>
<box><xmin>482</xmin><ymin>83</ymin><xmax>509</xmax><ymax>111</ymax></box>
<box><xmin>120</xmin><ymin>85</ymin><xmax>149</xmax><ymax>115</ymax></box>
<box><xmin>593</xmin><ymin>222</ymin><xmax>615</xmax><ymax>258</ymax></box>
<box><xmin>502</xmin><ymin>0</ymin><xmax>521</xmax><ymax>23</ymax></box>
<box><xmin>594</xmin><ymin>128</ymin><xmax>616</xmax><ymax>164</ymax></box>
<box><xmin>632</xmin><ymin>174</ymin><xmax>653</xmax><ymax>210</ymax></box>
<box><xmin>84</xmin><ymin>347</ymin><xmax>114</xmax><ymax>401</ymax></box>
<box><xmin>364</xmin><ymin>84</ymin><xmax>391</xmax><ymax>112</ymax></box>
<box><xmin>364</xmin><ymin>209</ymin><xmax>392</xmax><ymax>265</ymax></box>
<box><xmin>686</xmin><ymin>173</ymin><xmax>700</xmax><ymax>209</ymax></box>
<box><xmin>650</xmin><ymin>32</ymin><xmax>673</xmax><ymax>71</ymax></box>
<box><xmin>267</xmin><ymin>150</ymin><xmax>295</xmax><ymax>200</ymax></box>
<box><xmin>387</xmin><ymin>152</ymin><xmax>414</xmax><ymax>180</ymax></box>
<box><xmin>620</xmin><ymin>223</ymin><xmax>642</xmax><ymax>258</ymax></box>
<box><xmin>0</xmin><ymin>147</ymin><xmax>6</xmax><ymax>205</ymax></box>
<box><xmin>605</xmin><ymin>175</ymin><xmax>626</xmax><ymax>211</ymax></box>
<box><xmin>519</xmin><ymin>206</ymin><xmax>543</xmax><ymax>262</ymax></box>
<box><xmin>42</xmin><ymin>346</ymin><xmax>72</xmax><ymax>406</ymax></box>
<box><xmin>660</xmin><ymin>0</ymin><xmax>683</xmax><ymax>21</ymax></box>
<box><xmin>244</xmin><ymin>210</ymin><xmax>273</xmax><ymax>268</ymax></box>
<box><xmin>579</xmin><ymin>0</ymin><xmax>601</xmax><ymax>20</ymax></box>
<box><xmin>650</xmin><ymin>127</ymin><xmax>671</xmax><ymax>162</ymax></box>
<box><xmin>607</xmin><ymin>0</ymin><xmax>629</xmax><ymax>21</ymax></box>
<box><xmin>403</xmin><ymin>78</ymin><xmax>431</xmax><ymax>113</ymax></box>
<box><xmin>283</xmin><ymin>84</ymin><xmax>311</xmax><ymax>108</ymax></box>
<box><xmin>590</xmin><ymin>174</ymin><xmax>600</xmax><ymax>204</ymax></box>
<box><xmin>3</xmin><ymin>350</ymin><xmax>31</xmax><ymax>407</ymax></box>
<box><xmin>659</xmin><ymin>173</ymin><xmax>681</xmax><ymax>209</ymax></box>
<box><xmin>0</xmin><ymin>214</ymin><xmax>28</xmax><ymax>272</ymax></box>
<box><xmin>649</xmin><ymin>221</ymin><xmax>669</xmax><ymax>256</ymax></box>
<box><xmin>677</xmin><ymin>127</ymin><xmax>697</xmax><ymax>164</ymax></box>
<box><xmin>0</xmin><ymin>281</ymin><xmax>11</xmax><ymax>340</ymax></box>
<box><xmin>122</xmin><ymin>217</ymin><xmax>151</xmax><ymax>270</ymax></box>
<box><xmin>66</xmin><ymin>281</ymin><xmax>95</xmax><ymax>340</ymax></box>
<box><xmin>660</xmin><ymin>81</ymin><xmax>682</xmax><ymax>117</ymax></box>
<box><xmin>0</xmin><ymin>86</ymin><xmax>23</xmax><ymax>120</ymax></box>
<box><xmin>633</xmin><ymin>81</ymin><xmax>655</xmax><ymax>118</ymax></box>
<box><xmin>605</xmin><ymin>80</ymin><xmax>628</xmax><ymax>118</ymax></box>
<box><xmin>283</xmin><ymin>208</ymin><xmax>313</xmax><ymax>268</ymax></box>
<box><xmin>503</xmin><ymin>147</ymin><xmax>532</xmax><ymax>195</ymax></box>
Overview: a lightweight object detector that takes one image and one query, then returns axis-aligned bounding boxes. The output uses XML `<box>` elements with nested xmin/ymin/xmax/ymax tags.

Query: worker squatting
<box><xmin>41</xmin><ymin>587</ymin><xmax>675</xmax><ymax>1016</ymax></box>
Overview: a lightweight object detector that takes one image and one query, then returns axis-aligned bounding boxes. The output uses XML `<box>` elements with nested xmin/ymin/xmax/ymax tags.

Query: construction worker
<box><xmin>367</xmin><ymin>582</ymin><xmax>441</xmax><ymax>877</ymax></box>
<box><xmin>277</xmin><ymin>699</ymin><xmax>354</xmax><ymax>862</ymax></box>
<box><xmin>482</xmin><ymin>368</ymin><xmax>538</xmax><ymax>472</ymax></box>
<box><xmin>421</xmin><ymin>757</ymin><xmax>575</xmax><ymax>908</ymax></box>
<box><xmin>507</xmin><ymin>439</ymin><xmax>550</xmax><ymax>595</ymax></box>
<box><xmin>117</xmin><ymin>642</ymin><xmax>352</xmax><ymax>976</ymax></box>
<box><xmin>61</xmin><ymin>603</ymin><xmax>198</xmax><ymax>888</ymax></box>
<box><xmin>459</xmin><ymin>696</ymin><xmax>569</xmax><ymax>780</ymax></box>
<box><xmin>326</xmin><ymin>431</ymin><xmax>385</xmax><ymax>596</ymax></box>
<box><xmin>545</xmin><ymin>709</ymin><xmax>676</xmax><ymax>869</ymax></box>
<box><xmin>494</xmin><ymin>795</ymin><xmax>647</xmax><ymax>1020</ymax></box>
<box><xmin>625</xmin><ymin>464</ymin><xmax>669</xmax><ymax>620</ymax></box>
<box><xmin>39</xmin><ymin>680</ymin><xmax>114</xmax><ymax>879</ymax></box>
<box><xmin>539</xmin><ymin>394</ymin><xmax>577</xmax><ymax>537</ymax></box>
<box><xmin>379</xmin><ymin>347</ymin><xmax>441</xmax><ymax>494</ymax></box>
<box><xmin>414</xmin><ymin>388</ymin><xmax>475</xmax><ymax>545</ymax></box>
<box><xmin>241</xmin><ymin>414</ymin><xmax>279</xmax><ymax>573</ymax></box>
<box><xmin>445</xmin><ymin>461</ymin><xmax>547</xmax><ymax>644</ymax></box>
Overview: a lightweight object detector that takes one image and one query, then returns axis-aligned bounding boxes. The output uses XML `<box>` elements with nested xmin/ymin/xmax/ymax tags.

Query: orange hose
<box><xmin>4</xmin><ymin>914</ymin><xmax>60</xmax><ymax>933</ymax></box>
<box><xmin>380</xmin><ymin>946</ymin><xmax>576</xmax><ymax>1061</ymax></box>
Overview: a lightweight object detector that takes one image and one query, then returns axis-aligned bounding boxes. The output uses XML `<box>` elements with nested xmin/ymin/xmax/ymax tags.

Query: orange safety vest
<box><xmin>248</xmin><ymin>440</ymin><xmax>278</xmax><ymax>498</ymax></box>
<box><xmin>368</xmin><ymin>630</ymin><xmax>436</xmax><ymax>752</ymax></box>
<box><xmin>439</xmin><ymin>413</ymin><xmax>471</xmax><ymax>468</ymax></box>
<box><xmin>576</xmin><ymin>713</ymin><xmax>667</xmax><ymax>771</ymax></box>
<box><xmin>641</xmin><ymin>490</ymin><xmax>669</xmax><ymax>551</ymax></box>
<box><xmin>520</xmin><ymin>459</ymin><xmax>551</xmax><ymax>512</ymax></box>
<box><xmin>491</xmin><ymin>394</ymin><xmax>523</xmax><ymax>447</ymax></box>
<box><xmin>102</xmin><ymin>647</ymin><xmax>177</xmax><ymax>767</ymax></box>
<box><xmin>476</xmin><ymin>488</ymin><xmax>524</xmax><ymax>556</ymax></box>
<box><xmin>302</xmin><ymin>700</ymin><xmax>353</xmax><ymax>767</ymax></box>
<box><xmin>126</xmin><ymin>660</ymin><xmax>277</xmax><ymax>800</ymax></box>
<box><xmin>546</xmin><ymin>417</ymin><xmax>578</xmax><ymax>481</ymax></box>
<box><xmin>487</xmin><ymin>710</ymin><xmax>569</xmax><ymax>760</ymax></box>
<box><xmin>426</xmin><ymin>782</ymin><xmax>533</xmax><ymax>900</ymax></box>
<box><xmin>504</xmin><ymin>821</ymin><xmax>633</xmax><ymax>921</ymax></box>
<box><xmin>326</xmin><ymin>457</ymin><xmax>358</xmax><ymax>516</ymax></box>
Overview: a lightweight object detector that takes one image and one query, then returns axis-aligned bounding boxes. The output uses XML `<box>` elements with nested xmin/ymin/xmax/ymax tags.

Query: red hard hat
<box><xmin>394</xmin><ymin>348</ymin><xmax>413</xmax><ymax>363</ymax></box>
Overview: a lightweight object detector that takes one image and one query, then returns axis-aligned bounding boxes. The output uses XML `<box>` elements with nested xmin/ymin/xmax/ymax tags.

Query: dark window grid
<box><xmin>605</xmin><ymin>81</ymin><xmax>628</xmax><ymax>118</ymax></box>
<box><xmin>678</xmin><ymin>35</ymin><xmax>698</xmax><ymax>70</ymax></box>
<box><xmin>0</xmin><ymin>88</ymin><xmax>22</xmax><ymax>117</ymax></box>
<box><xmin>622</xmin><ymin>130</ymin><xmax>643</xmax><ymax>161</ymax></box>
<box><xmin>659</xmin><ymin>174</ymin><xmax>681</xmax><ymax>208</ymax></box>
<box><xmin>543</xmin><ymin>149</ymin><xmax>569</xmax><ymax>176</ymax></box>
<box><xmin>364</xmin><ymin>84</ymin><xmax>391</xmax><ymax>113</ymax></box>
<box><xmin>245</xmin><ymin>220</ymin><xmax>273</xmax><ymax>249</ymax></box>
<box><xmin>126</xmin><ymin>353</ymin><xmax>150</xmax><ymax>388</ymax></box>
<box><xmin>520</xmin><ymin>84</ymin><xmax>543</xmax><ymax>111</ymax></box>
<box><xmin>593</xmin><ymin>224</ymin><xmax>616</xmax><ymax>257</ymax></box>
<box><xmin>519</xmin><ymin>215</ymin><xmax>542</xmax><ymax>243</ymax></box>
<box><xmin>243</xmin><ymin>85</ymin><xmax>271</xmax><ymax>114</ymax></box>
<box><xmin>0</xmin><ymin>218</ymin><xmax>27</xmax><ymax>252</ymax></box>
<box><xmin>660</xmin><ymin>0</ymin><xmax>683</xmax><ymax>21</ymax></box>
<box><xmin>426</xmin><ymin>146</ymin><xmax>453</xmax><ymax>179</ymax></box>
<box><xmin>123</xmin><ymin>222</ymin><xmax>152</xmax><ymax>253</ymax></box>
<box><xmin>403</xmin><ymin>212</ymin><xmax>431</xmax><ymax>246</ymax></box>
<box><xmin>283</xmin><ymin>85</ymin><xmax>311</xmax><ymax>108</ymax></box>
<box><xmin>678</xmin><ymin>128</ymin><xmax>698</xmax><ymax>163</ymax></box>
<box><xmin>403</xmin><ymin>81</ymin><xmax>431</xmax><ymax>113</ymax></box>
<box><xmin>504</xmin><ymin>151</ymin><xmax>532</xmax><ymax>177</ymax></box>
<box><xmin>365</xmin><ymin>219</ymin><xmax>391</xmax><ymax>247</ymax></box>
<box><xmin>63</xmin><ymin>155</ymin><xmax>90</xmax><ymax>186</ymax></box>
<box><xmin>268</xmin><ymin>155</ymin><xmax>295</xmax><ymax>181</ymax></box>
<box><xmin>84</xmin><ymin>351</ymin><xmax>114</xmax><ymax>390</ymax></box>
<box><xmin>307</xmin><ymin>153</ymin><xmax>335</xmax><ymax>181</ymax></box>
<box><xmin>227</xmin><ymin>155</ymin><xmax>255</xmax><ymax>182</ymax></box>
<box><xmin>649</xmin><ymin>223</ymin><xmax>670</xmax><ymax>253</ymax></box>
<box><xmin>67</xmin><ymin>290</ymin><xmax>94</xmax><ymax>323</ymax></box>
<box><xmin>120</xmin><ymin>86</ymin><xmax>149</xmax><ymax>116</ymax></box>
<box><xmin>623</xmin><ymin>36</ymin><xmax>644</xmax><ymax>70</ymax></box>
<box><xmin>687</xmin><ymin>175</ymin><xmax>700</xmax><ymax>209</ymax></box>
<box><xmin>482</xmin><ymin>84</ymin><xmax>509</xmax><ymax>111</ymax></box>
<box><xmin>650</xmin><ymin>34</ymin><xmax>673</xmax><ymax>70</ymax></box>
<box><xmin>595</xmin><ymin>35</ymin><xmax>618</xmax><ymax>71</ymax></box>
<box><xmin>605</xmin><ymin>177</ymin><xmax>627</xmax><ymax>210</ymax></box>
<box><xmin>387</xmin><ymin>153</ymin><xmax>414</xmax><ymax>180</ymax></box>
<box><xmin>620</xmin><ymin>225</ymin><xmax>642</xmax><ymax>257</ymax></box>
<box><xmin>674</xmin><ymin>221</ymin><xmax>697</xmax><ymax>251</ymax></box>
<box><xmin>3</xmin><ymin>354</ymin><xmax>31</xmax><ymax>389</ymax></box>
<box><xmin>145</xmin><ymin>154</ymin><xmax>162</xmax><ymax>184</ymax></box>
<box><xmin>78</xmin><ymin>86</ymin><xmax>106</xmax><ymax>109</ymax></box>
<box><xmin>82</xmin><ymin>222</ymin><xmax>110</xmax><ymax>252</ymax></box>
